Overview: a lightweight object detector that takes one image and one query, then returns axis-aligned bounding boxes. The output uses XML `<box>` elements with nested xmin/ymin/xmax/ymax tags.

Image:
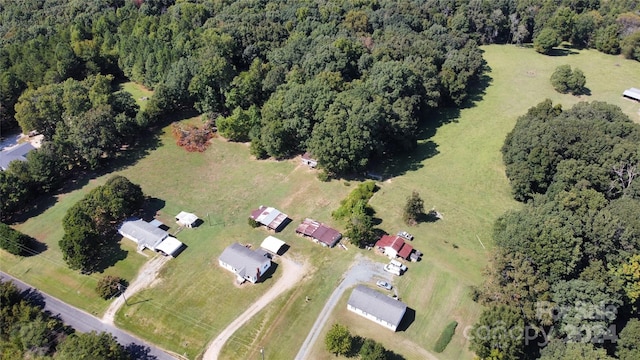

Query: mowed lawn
<box><xmin>2</xmin><ymin>45</ymin><xmax>639</xmax><ymax>360</ymax></box>
<box><xmin>119</xmin><ymin>81</ymin><xmax>153</xmax><ymax>110</ymax></box>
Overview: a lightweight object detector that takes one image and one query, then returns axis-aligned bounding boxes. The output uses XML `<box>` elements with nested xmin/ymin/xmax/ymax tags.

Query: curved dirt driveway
<box><xmin>202</xmin><ymin>256</ymin><xmax>307</xmax><ymax>360</ymax></box>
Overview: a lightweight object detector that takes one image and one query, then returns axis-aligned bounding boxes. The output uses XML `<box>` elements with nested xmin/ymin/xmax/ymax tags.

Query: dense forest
<box><xmin>1</xmin><ymin>0</ymin><xmax>639</xmax><ymax>221</ymax></box>
<box><xmin>471</xmin><ymin>100</ymin><xmax>640</xmax><ymax>359</ymax></box>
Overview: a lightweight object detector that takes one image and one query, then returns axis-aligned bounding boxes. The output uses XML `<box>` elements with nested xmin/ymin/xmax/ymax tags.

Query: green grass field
<box><xmin>2</xmin><ymin>45</ymin><xmax>639</xmax><ymax>359</ymax></box>
<box><xmin>119</xmin><ymin>81</ymin><xmax>154</xmax><ymax>110</ymax></box>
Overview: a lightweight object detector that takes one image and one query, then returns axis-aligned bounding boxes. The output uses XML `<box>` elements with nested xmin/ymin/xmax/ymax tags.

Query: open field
<box><xmin>2</xmin><ymin>45</ymin><xmax>639</xmax><ymax>359</ymax></box>
<box><xmin>119</xmin><ymin>81</ymin><xmax>154</xmax><ymax>110</ymax></box>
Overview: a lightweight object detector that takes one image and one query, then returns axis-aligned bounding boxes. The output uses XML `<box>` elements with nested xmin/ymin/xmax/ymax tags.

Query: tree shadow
<box><xmin>20</xmin><ymin>288</ymin><xmax>46</xmax><ymax>309</ymax></box>
<box><xmin>22</xmin><ymin>237</ymin><xmax>48</xmax><ymax>256</ymax></box>
<box><xmin>547</xmin><ymin>48</ymin><xmax>579</xmax><ymax>56</ymax></box>
<box><xmin>416</xmin><ymin>210</ymin><xmax>441</xmax><ymax>224</ymax></box>
<box><xmin>460</xmin><ymin>68</ymin><xmax>493</xmax><ymax>109</ymax></box>
<box><xmin>93</xmin><ymin>234</ymin><xmax>129</xmax><ymax>274</ymax></box>
<box><xmin>386</xmin><ymin>350</ymin><xmax>407</xmax><ymax>360</ymax></box>
<box><xmin>124</xmin><ymin>343</ymin><xmax>159</xmax><ymax>360</ymax></box>
<box><xmin>396</xmin><ymin>307</ymin><xmax>416</xmax><ymax>332</ymax></box>
<box><xmin>140</xmin><ymin>197</ymin><xmax>166</xmax><ymax>220</ymax></box>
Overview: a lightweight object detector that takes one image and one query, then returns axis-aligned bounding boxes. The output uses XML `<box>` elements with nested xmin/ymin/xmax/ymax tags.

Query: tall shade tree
<box><xmin>402</xmin><ymin>191</ymin><xmax>424</xmax><ymax>226</ymax></box>
<box><xmin>55</xmin><ymin>331</ymin><xmax>130</xmax><ymax>360</ymax></box>
<box><xmin>325</xmin><ymin>323</ymin><xmax>352</xmax><ymax>356</ymax></box>
<box><xmin>469</xmin><ymin>305</ymin><xmax>524</xmax><ymax>360</ymax></box>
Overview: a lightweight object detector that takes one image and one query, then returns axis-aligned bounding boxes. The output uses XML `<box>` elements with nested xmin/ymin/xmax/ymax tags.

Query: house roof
<box><xmin>302</xmin><ymin>152</ymin><xmax>316</xmax><ymax>161</ymax></box>
<box><xmin>296</xmin><ymin>218</ymin><xmax>342</xmax><ymax>247</ymax></box>
<box><xmin>155</xmin><ymin>236</ymin><xmax>183</xmax><ymax>256</ymax></box>
<box><xmin>176</xmin><ymin>211</ymin><xmax>198</xmax><ymax>225</ymax></box>
<box><xmin>0</xmin><ymin>142</ymin><xmax>35</xmax><ymax>170</ymax></box>
<box><xmin>260</xmin><ymin>236</ymin><xmax>286</xmax><ymax>254</ymax></box>
<box><xmin>250</xmin><ymin>206</ymin><xmax>289</xmax><ymax>231</ymax></box>
<box><xmin>118</xmin><ymin>218</ymin><xmax>168</xmax><ymax>249</ymax></box>
<box><xmin>348</xmin><ymin>285</ymin><xmax>407</xmax><ymax>329</ymax></box>
<box><xmin>623</xmin><ymin>88</ymin><xmax>640</xmax><ymax>101</ymax></box>
<box><xmin>375</xmin><ymin>235</ymin><xmax>413</xmax><ymax>259</ymax></box>
<box><xmin>219</xmin><ymin>243</ymin><xmax>270</xmax><ymax>278</ymax></box>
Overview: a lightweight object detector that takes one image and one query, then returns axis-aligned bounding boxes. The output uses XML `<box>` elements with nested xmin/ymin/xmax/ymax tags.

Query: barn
<box><xmin>250</xmin><ymin>206</ymin><xmax>290</xmax><ymax>232</ymax></box>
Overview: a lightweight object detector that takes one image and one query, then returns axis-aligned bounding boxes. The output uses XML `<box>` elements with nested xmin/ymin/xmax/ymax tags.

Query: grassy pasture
<box><xmin>119</xmin><ymin>81</ymin><xmax>154</xmax><ymax>110</ymax></box>
<box><xmin>1</xmin><ymin>45</ymin><xmax>639</xmax><ymax>360</ymax></box>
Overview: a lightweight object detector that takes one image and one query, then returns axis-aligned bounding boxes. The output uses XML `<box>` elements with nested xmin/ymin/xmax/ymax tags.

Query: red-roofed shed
<box><xmin>375</xmin><ymin>235</ymin><xmax>414</xmax><ymax>260</ymax></box>
<box><xmin>296</xmin><ymin>218</ymin><xmax>342</xmax><ymax>247</ymax></box>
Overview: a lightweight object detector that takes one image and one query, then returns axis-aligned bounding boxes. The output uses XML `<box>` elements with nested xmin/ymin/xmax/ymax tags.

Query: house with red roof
<box><xmin>375</xmin><ymin>234</ymin><xmax>414</xmax><ymax>260</ymax></box>
<box><xmin>295</xmin><ymin>218</ymin><xmax>342</xmax><ymax>247</ymax></box>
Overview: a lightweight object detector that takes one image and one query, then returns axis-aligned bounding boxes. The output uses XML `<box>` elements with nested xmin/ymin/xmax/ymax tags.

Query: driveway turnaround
<box><xmin>202</xmin><ymin>256</ymin><xmax>307</xmax><ymax>360</ymax></box>
<box><xmin>294</xmin><ymin>255</ymin><xmax>391</xmax><ymax>360</ymax></box>
<box><xmin>0</xmin><ymin>271</ymin><xmax>177</xmax><ymax>360</ymax></box>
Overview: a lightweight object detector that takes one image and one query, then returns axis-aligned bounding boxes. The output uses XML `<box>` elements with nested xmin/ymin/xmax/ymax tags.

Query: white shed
<box><xmin>176</xmin><ymin>211</ymin><xmax>198</xmax><ymax>228</ymax></box>
<box><xmin>260</xmin><ymin>236</ymin><xmax>286</xmax><ymax>255</ymax></box>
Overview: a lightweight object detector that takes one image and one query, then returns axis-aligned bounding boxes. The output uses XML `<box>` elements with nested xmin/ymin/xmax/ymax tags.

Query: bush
<box><xmin>325</xmin><ymin>323</ymin><xmax>352</xmax><ymax>356</ymax></box>
<box><xmin>248</xmin><ymin>218</ymin><xmax>260</xmax><ymax>228</ymax></box>
<box><xmin>534</xmin><ymin>28</ymin><xmax>560</xmax><ymax>54</ymax></box>
<box><xmin>550</xmin><ymin>65</ymin><xmax>586</xmax><ymax>95</ymax></box>
<box><xmin>433</xmin><ymin>321</ymin><xmax>458</xmax><ymax>353</ymax></box>
<box><xmin>0</xmin><ymin>222</ymin><xmax>31</xmax><ymax>256</ymax></box>
<box><xmin>317</xmin><ymin>170</ymin><xmax>330</xmax><ymax>182</ymax></box>
<box><xmin>95</xmin><ymin>275</ymin><xmax>123</xmax><ymax>299</ymax></box>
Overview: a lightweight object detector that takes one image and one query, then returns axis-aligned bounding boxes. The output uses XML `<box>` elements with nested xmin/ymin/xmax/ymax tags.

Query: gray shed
<box><xmin>347</xmin><ymin>285</ymin><xmax>407</xmax><ymax>331</ymax></box>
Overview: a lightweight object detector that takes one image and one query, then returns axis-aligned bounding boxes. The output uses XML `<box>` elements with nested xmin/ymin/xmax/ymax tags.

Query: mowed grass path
<box><xmin>2</xmin><ymin>45</ymin><xmax>639</xmax><ymax>359</ymax></box>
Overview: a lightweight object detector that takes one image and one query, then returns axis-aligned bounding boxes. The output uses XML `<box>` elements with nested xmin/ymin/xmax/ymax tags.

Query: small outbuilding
<box><xmin>301</xmin><ymin>152</ymin><xmax>318</xmax><ymax>168</ymax></box>
<box><xmin>296</xmin><ymin>218</ymin><xmax>342</xmax><ymax>247</ymax></box>
<box><xmin>347</xmin><ymin>285</ymin><xmax>407</xmax><ymax>331</ymax></box>
<box><xmin>623</xmin><ymin>87</ymin><xmax>640</xmax><ymax>102</ymax></box>
<box><xmin>250</xmin><ymin>206</ymin><xmax>290</xmax><ymax>232</ymax></box>
<box><xmin>0</xmin><ymin>142</ymin><xmax>36</xmax><ymax>171</ymax></box>
<box><xmin>219</xmin><ymin>243</ymin><xmax>272</xmax><ymax>284</ymax></box>
<box><xmin>176</xmin><ymin>211</ymin><xmax>198</xmax><ymax>228</ymax></box>
<box><xmin>260</xmin><ymin>236</ymin><xmax>287</xmax><ymax>255</ymax></box>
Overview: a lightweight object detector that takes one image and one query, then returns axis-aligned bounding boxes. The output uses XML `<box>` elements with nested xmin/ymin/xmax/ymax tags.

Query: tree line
<box><xmin>2</xmin><ymin>0</ymin><xmax>638</xmax><ymax>203</ymax></box>
<box><xmin>0</xmin><ymin>280</ymin><xmax>131</xmax><ymax>359</ymax></box>
<box><xmin>470</xmin><ymin>101</ymin><xmax>640</xmax><ymax>359</ymax></box>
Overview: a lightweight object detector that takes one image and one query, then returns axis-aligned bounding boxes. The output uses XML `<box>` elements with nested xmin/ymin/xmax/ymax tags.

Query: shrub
<box><xmin>534</xmin><ymin>28</ymin><xmax>560</xmax><ymax>54</ymax></box>
<box><xmin>332</xmin><ymin>181</ymin><xmax>377</xmax><ymax>220</ymax></box>
<box><xmin>0</xmin><ymin>222</ymin><xmax>30</xmax><ymax>256</ymax></box>
<box><xmin>317</xmin><ymin>170</ymin><xmax>330</xmax><ymax>182</ymax></box>
<box><xmin>95</xmin><ymin>275</ymin><xmax>123</xmax><ymax>299</ymax></box>
<box><xmin>325</xmin><ymin>323</ymin><xmax>352</xmax><ymax>356</ymax></box>
<box><xmin>248</xmin><ymin>218</ymin><xmax>261</xmax><ymax>228</ymax></box>
<box><xmin>433</xmin><ymin>321</ymin><xmax>458</xmax><ymax>353</ymax></box>
<box><xmin>550</xmin><ymin>65</ymin><xmax>586</xmax><ymax>95</ymax></box>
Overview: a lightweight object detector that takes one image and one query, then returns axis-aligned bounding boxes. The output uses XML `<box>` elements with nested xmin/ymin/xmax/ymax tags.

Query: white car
<box><xmin>384</xmin><ymin>264</ymin><xmax>402</xmax><ymax>276</ymax></box>
<box><xmin>376</xmin><ymin>280</ymin><xmax>393</xmax><ymax>290</ymax></box>
<box><xmin>397</xmin><ymin>231</ymin><xmax>414</xmax><ymax>241</ymax></box>
<box><xmin>389</xmin><ymin>259</ymin><xmax>408</xmax><ymax>272</ymax></box>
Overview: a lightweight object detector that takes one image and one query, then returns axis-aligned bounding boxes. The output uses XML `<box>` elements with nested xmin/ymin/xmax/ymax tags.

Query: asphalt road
<box><xmin>0</xmin><ymin>271</ymin><xmax>177</xmax><ymax>360</ymax></box>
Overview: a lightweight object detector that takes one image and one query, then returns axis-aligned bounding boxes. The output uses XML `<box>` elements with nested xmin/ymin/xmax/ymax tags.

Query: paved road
<box><xmin>294</xmin><ymin>254</ymin><xmax>392</xmax><ymax>360</ymax></box>
<box><xmin>1</xmin><ymin>271</ymin><xmax>177</xmax><ymax>360</ymax></box>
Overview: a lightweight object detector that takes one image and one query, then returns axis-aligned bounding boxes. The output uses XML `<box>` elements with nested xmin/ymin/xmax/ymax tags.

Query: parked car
<box><xmin>384</xmin><ymin>264</ymin><xmax>402</xmax><ymax>276</ymax></box>
<box><xmin>389</xmin><ymin>259</ymin><xmax>408</xmax><ymax>272</ymax></box>
<box><xmin>376</xmin><ymin>280</ymin><xmax>393</xmax><ymax>290</ymax></box>
<box><xmin>397</xmin><ymin>231</ymin><xmax>414</xmax><ymax>241</ymax></box>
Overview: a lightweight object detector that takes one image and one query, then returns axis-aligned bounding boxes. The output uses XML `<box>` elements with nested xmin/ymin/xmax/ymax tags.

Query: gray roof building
<box><xmin>219</xmin><ymin>243</ymin><xmax>271</xmax><ymax>284</ymax></box>
<box><xmin>0</xmin><ymin>142</ymin><xmax>35</xmax><ymax>171</ymax></box>
<box><xmin>347</xmin><ymin>285</ymin><xmax>407</xmax><ymax>331</ymax></box>
<box><xmin>118</xmin><ymin>218</ymin><xmax>168</xmax><ymax>250</ymax></box>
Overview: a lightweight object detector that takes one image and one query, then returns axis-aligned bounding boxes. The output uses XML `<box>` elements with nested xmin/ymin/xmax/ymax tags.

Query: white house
<box><xmin>118</xmin><ymin>218</ymin><xmax>183</xmax><ymax>257</ymax></box>
<box><xmin>219</xmin><ymin>243</ymin><xmax>272</xmax><ymax>284</ymax></box>
<box><xmin>347</xmin><ymin>285</ymin><xmax>407</xmax><ymax>331</ymax></box>
<box><xmin>301</xmin><ymin>152</ymin><xmax>318</xmax><ymax>168</ymax></box>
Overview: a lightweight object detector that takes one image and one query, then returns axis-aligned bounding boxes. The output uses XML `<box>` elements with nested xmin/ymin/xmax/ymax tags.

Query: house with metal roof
<box><xmin>375</xmin><ymin>235</ymin><xmax>414</xmax><ymax>260</ymax></box>
<box><xmin>347</xmin><ymin>285</ymin><xmax>407</xmax><ymax>331</ymax></box>
<box><xmin>0</xmin><ymin>142</ymin><xmax>35</xmax><ymax>171</ymax></box>
<box><xmin>250</xmin><ymin>206</ymin><xmax>290</xmax><ymax>232</ymax></box>
<box><xmin>118</xmin><ymin>218</ymin><xmax>183</xmax><ymax>257</ymax></box>
<box><xmin>219</xmin><ymin>243</ymin><xmax>272</xmax><ymax>284</ymax></box>
<box><xmin>295</xmin><ymin>218</ymin><xmax>342</xmax><ymax>247</ymax></box>
<box><xmin>623</xmin><ymin>87</ymin><xmax>640</xmax><ymax>102</ymax></box>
